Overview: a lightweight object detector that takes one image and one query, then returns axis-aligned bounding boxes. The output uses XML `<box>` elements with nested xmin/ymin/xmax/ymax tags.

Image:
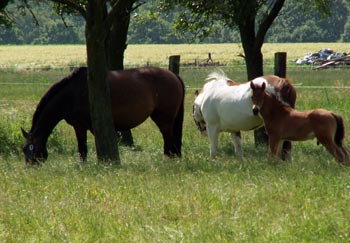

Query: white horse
<box><xmin>193</xmin><ymin>71</ymin><xmax>236</xmax><ymax>136</ymax></box>
<box><xmin>193</xmin><ymin>71</ymin><xmax>295</xmax><ymax>159</ymax></box>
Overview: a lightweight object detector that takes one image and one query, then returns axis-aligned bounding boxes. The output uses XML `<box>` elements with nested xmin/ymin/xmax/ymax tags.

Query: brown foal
<box><xmin>250</xmin><ymin>81</ymin><xmax>349</xmax><ymax>164</ymax></box>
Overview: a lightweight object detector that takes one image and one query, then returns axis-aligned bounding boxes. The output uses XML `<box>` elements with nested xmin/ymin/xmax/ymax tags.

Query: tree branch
<box><xmin>23</xmin><ymin>1</ymin><xmax>39</xmax><ymax>26</ymax></box>
<box><xmin>105</xmin><ymin>1</ymin><xmax>144</xmax><ymax>31</ymax></box>
<box><xmin>0</xmin><ymin>0</ymin><xmax>11</xmax><ymax>10</ymax></box>
<box><xmin>255</xmin><ymin>0</ymin><xmax>285</xmax><ymax>48</ymax></box>
<box><xmin>127</xmin><ymin>1</ymin><xmax>144</xmax><ymax>13</ymax></box>
<box><xmin>50</xmin><ymin>0</ymin><xmax>87</xmax><ymax>19</ymax></box>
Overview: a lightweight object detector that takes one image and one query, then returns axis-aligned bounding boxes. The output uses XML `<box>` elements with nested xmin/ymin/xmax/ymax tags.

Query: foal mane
<box><xmin>265</xmin><ymin>76</ymin><xmax>295</xmax><ymax>108</ymax></box>
<box><xmin>267</xmin><ymin>90</ymin><xmax>292</xmax><ymax>108</ymax></box>
<box><xmin>32</xmin><ymin>67</ymin><xmax>88</xmax><ymax>127</ymax></box>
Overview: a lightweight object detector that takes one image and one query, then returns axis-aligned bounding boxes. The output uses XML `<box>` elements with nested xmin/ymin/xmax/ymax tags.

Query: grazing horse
<box><xmin>193</xmin><ymin>71</ymin><xmax>296</xmax><ymax>159</ymax></box>
<box><xmin>250</xmin><ymin>81</ymin><xmax>349</xmax><ymax>164</ymax></box>
<box><xmin>22</xmin><ymin>67</ymin><xmax>185</xmax><ymax>164</ymax></box>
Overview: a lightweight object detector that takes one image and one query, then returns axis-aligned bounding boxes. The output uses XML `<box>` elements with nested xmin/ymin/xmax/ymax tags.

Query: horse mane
<box><xmin>32</xmin><ymin>67</ymin><xmax>88</xmax><ymax>127</ymax></box>
<box><xmin>267</xmin><ymin>90</ymin><xmax>292</xmax><ymax>108</ymax></box>
<box><xmin>259</xmin><ymin>75</ymin><xmax>295</xmax><ymax>108</ymax></box>
<box><xmin>274</xmin><ymin>76</ymin><xmax>295</xmax><ymax>108</ymax></box>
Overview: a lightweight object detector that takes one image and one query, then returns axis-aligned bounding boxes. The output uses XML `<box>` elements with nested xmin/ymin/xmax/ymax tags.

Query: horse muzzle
<box><xmin>252</xmin><ymin>105</ymin><xmax>260</xmax><ymax>116</ymax></box>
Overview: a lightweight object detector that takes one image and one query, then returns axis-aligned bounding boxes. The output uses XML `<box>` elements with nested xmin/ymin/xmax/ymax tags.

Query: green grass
<box><xmin>1</xmin><ymin>45</ymin><xmax>350</xmax><ymax>242</ymax></box>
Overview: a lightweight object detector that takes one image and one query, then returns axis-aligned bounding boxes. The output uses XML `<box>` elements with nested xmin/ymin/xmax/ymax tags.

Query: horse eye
<box><xmin>29</xmin><ymin>144</ymin><xmax>34</xmax><ymax>151</ymax></box>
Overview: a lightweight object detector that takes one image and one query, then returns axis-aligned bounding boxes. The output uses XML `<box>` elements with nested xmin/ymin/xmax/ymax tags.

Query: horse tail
<box><xmin>173</xmin><ymin>74</ymin><xmax>185</xmax><ymax>156</ymax></box>
<box><xmin>332</xmin><ymin>113</ymin><xmax>345</xmax><ymax>147</ymax></box>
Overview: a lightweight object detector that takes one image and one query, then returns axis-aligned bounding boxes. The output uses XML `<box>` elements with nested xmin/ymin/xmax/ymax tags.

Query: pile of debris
<box><xmin>296</xmin><ymin>48</ymin><xmax>350</xmax><ymax>69</ymax></box>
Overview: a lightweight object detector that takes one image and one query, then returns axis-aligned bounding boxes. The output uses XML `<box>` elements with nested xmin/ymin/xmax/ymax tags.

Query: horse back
<box><xmin>107</xmin><ymin>67</ymin><xmax>184</xmax><ymax>129</ymax></box>
<box><xmin>201</xmin><ymin>83</ymin><xmax>262</xmax><ymax>131</ymax></box>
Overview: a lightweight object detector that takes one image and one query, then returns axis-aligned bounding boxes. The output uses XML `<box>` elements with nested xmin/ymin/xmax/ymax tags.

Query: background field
<box><xmin>1</xmin><ymin>43</ymin><xmax>350</xmax><ymax>69</ymax></box>
<box><xmin>1</xmin><ymin>44</ymin><xmax>350</xmax><ymax>242</ymax></box>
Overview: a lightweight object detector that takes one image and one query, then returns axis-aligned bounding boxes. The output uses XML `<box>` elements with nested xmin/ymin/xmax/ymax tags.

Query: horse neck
<box><xmin>260</xmin><ymin>93</ymin><xmax>291</xmax><ymax>122</ymax></box>
<box><xmin>30</xmin><ymin>92</ymin><xmax>68</xmax><ymax>146</ymax></box>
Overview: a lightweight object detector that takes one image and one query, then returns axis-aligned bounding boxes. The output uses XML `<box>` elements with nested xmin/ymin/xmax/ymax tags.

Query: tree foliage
<box><xmin>1</xmin><ymin>0</ymin><xmax>350</xmax><ymax>44</ymax></box>
<box><xmin>0</xmin><ymin>1</ymin><xmax>85</xmax><ymax>44</ymax></box>
<box><xmin>267</xmin><ymin>0</ymin><xmax>349</xmax><ymax>42</ymax></box>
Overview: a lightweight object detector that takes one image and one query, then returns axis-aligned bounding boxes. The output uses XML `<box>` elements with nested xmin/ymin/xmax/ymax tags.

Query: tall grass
<box><xmin>1</xmin><ymin>45</ymin><xmax>350</xmax><ymax>242</ymax></box>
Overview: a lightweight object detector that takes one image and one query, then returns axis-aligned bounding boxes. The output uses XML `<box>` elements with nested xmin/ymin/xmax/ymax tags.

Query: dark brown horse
<box><xmin>22</xmin><ymin>67</ymin><xmax>185</xmax><ymax>164</ymax></box>
<box><xmin>250</xmin><ymin>81</ymin><xmax>349</xmax><ymax>164</ymax></box>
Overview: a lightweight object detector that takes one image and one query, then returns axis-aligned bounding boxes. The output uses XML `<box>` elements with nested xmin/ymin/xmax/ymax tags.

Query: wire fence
<box><xmin>1</xmin><ymin>63</ymin><xmax>350</xmax><ymax>91</ymax></box>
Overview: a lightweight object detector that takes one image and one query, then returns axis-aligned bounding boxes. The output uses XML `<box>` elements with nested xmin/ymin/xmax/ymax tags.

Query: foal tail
<box><xmin>173</xmin><ymin>75</ymin><xmax>185</xmax><ymax>156</ymax></box>
<box><xmin>332</xmin><ymin>113</ymin><xmax>345</xmax><ymax>147</ymax></box>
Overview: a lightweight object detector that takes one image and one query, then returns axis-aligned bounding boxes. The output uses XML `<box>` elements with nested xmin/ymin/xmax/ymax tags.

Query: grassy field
<box><xmin>1</xmin><ymin>44</ymin><xmax>350</xmax><ymax>242</ymax></box>
<box><xmin>1</xmin><ymin>43</ymin><xmax>350</xmax><ymax>69</ymax></box>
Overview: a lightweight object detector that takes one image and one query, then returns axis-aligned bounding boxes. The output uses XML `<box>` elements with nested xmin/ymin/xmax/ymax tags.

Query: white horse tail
<box><xmin>206</xmin><ymin>69</ymin><xmax>228</xmax><ymax>82</ymax></box>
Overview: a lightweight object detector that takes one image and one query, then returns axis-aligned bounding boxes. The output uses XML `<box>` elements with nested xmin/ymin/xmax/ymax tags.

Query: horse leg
<box><xmin>152</xmin><ymin>116</ymin><xmax>179</xmax><ymax>157</ymax></box>
<box><xmin>159</xmin><ymin>125</ymin><xmax>176</xmax><ymax>156</ymax></box>
<box><xmin>318</xmin><ymin>136</ymin><xmax>348</xmax><ymax>164</ymax></box>
<box><xmin>207</xmin><ymin>125</ymin><xmax>219</xmax><ymax>159</ymax></box>
<box><xmin>73</xmin><ymin>126</ymin><xmax>88</xmax><ymax>161</ymax></box>
<box><xmin>269</xmin><ymin>136</ymin><xmax>283</xmax><ymax>159</ymax></box>
<box><xmin>339</xmin><ymin>146</ymin><xmax>350</xmax><ymax>165</ymax></box>
<box><xmin>172</xmin><ymin>100</ymin><xmax>184</xmax><ymax>157</ymax></box>
<box><xmin>231</xmin><ymin>132</ymin><xmax>242</xmax><ymax>158</ymax></box>
<box><xmin>282</xmin><ymin>141</ymin><xmax>292</xmax><ymax>161</ymax></box>
<box><xmin>119</xmin><ymin>130</ymin><xmax>134</xmax><ymax>147</ymax></box>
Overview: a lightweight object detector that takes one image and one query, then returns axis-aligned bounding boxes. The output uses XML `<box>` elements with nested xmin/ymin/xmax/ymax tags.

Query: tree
<box><xmin>105</xmin><ymin>0</ymin><xmax>139</xmax><ymax>147</ymax></box>
<box><xmin>53</xmin><ymin>0</ymin><xmax>136</xmax><ymax>148</ymax></box>
<box><xmin>52</xmin><ymin>0</ymin><xmax>141</xmax><ymax>163</ymax></box>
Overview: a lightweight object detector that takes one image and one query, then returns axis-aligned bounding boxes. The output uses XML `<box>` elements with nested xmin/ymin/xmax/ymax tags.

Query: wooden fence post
<box><xmin>274</xmin><ymin>52</ymin><xmax>292</xmax><ymax>160</ymax></box>
<box><xmin>274</xmin><ymin>52</ymin><xmax>287</xmax><ymax>78</ymax></box>
<box><xmin>255</xmin><ymin>52</ymin><xmax>288</xmax><ymax>148</ymax></box>
<box><xmin>169</xmin><ymin>55</ymin><xmax>180</xmax><ymax>75</ymax></box>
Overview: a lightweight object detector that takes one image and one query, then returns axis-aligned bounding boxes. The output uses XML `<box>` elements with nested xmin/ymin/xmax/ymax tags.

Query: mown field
<box><xmin>1</xmin><ymin>43</ymin><xmax>350</xmax><ymax>69</ymax></box>
<box><xmin>1</xmin><ymin>44</ymin><xmax>350</xmax><ymax>242</ymax></box>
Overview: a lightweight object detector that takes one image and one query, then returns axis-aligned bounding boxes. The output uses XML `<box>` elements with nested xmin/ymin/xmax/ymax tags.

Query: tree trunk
<box><xmin>105</xmin><ymin>0</ymin><xmax>134</xmax><ymax>147</ymax></box>
<box><xmin>239</xmin><ymin>19</ymin><xmax>268</xmax><ymax>146</ymax></box>
<box><xmin>86</xmin><ymin>0</ymin><xmax>120</xmax><ymax>164</ymax></box>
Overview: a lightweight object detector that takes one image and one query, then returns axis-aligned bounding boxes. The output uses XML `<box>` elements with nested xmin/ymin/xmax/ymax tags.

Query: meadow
<box><xmin>1</xmin><ymin>44</ymin><xmax>350</xmax><ymax>242</ymax></box>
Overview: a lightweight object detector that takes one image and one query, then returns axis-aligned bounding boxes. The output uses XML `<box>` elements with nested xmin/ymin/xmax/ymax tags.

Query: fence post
<box><xmin>255</xmin><ymin>52</ymin><xmax>288</xmax><ymax>148</ymax></box>
<box><xmin>274</xmin><ymin>52</ymin><xmax>287</xmax><ymax>78</ymax></box>
<box><xmin>168</xmin><ymin>55</ymin><xmax>181</xmax><ymax>75</ymax></box>
<box><xmin>274</xmin><ymin>52</ymin><xmax>292</xmax><ymax>160</ymax></box>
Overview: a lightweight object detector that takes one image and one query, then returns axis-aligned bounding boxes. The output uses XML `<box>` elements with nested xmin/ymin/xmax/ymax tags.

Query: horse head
<box><xmin>250</xmin><ymin>81</ymin><xmax>266</xmax><ymax>116</ymax></box>
<box><xmin>193</xmin><ymin>90</ymin><xmax>207</xmax><ymax>135</ymax></box>
<box><xmin>21</xmin><ymin>128</ymin><xmax>48</xmax><ymax>165</ymax></box>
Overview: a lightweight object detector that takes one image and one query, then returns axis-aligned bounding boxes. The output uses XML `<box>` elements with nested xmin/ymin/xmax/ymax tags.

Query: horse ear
<box><xmin>21</xmin><ymin>127</ymin><xmax>29</xmax><ymax>139</ymax></box>
<box><xmin>250</xmin><ymin>81</ymin><xmax>255</xmax><ymax>90</ymax></box>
